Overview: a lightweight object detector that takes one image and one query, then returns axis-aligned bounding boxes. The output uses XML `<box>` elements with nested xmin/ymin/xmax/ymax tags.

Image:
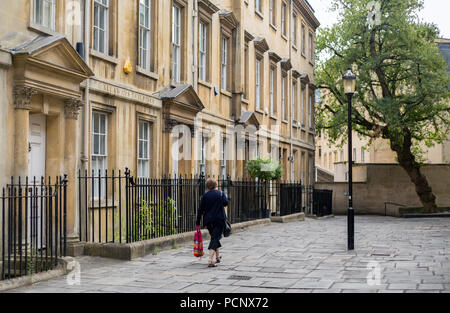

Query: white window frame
<box><xmin>292</xmin><ymin>80</ymin><xmax>298</xmax><ymax>123</ymax></box>
<box><xmin>292</xmin><ymin>13</ymin><xmax>297</xmax><ymax>46</ymax></box>
<box><xmin>255</xmin><ymin>58</ymin><xmax>261</xmax><ymax>110</ymax></box>
<box><xmin>172</xmin><ymin>4</ymin><xmax>181</xmax><ymax>83</ymax></box>
<box><xmin>309</xmin><ymin>94</ymin><xmax>314</xmax><ymax>129</ymax></box>
<box><xmin>269</xmin><ymin>0</ymin><xmax>275</xmax><ymax>26</ymax></box>
<box><xmin>301</xmin><ymin>86</ymin><xmax>305</xmax><ymax>126</ymax></box>
<box><xmin>34</xmin><ymin>0</ymin><xmax>56</xmax><ymax>30</ymax></box>
<box><xmin>138</xmin><ymin>120</ymin><xmax>151</xmax><ymax>179</ymax></box>
<box><xmin>302</xmin><ymin>24</ymin><xmax>306</xmax><ymax>55</ymax></box>
<box><xmin>199</xmin><ymin>21</ymin><xmax>207</xmax><ymax>81</ymax></box>
<box><xmin>200</xmin><ymin>135</ymin><xmax>207</xmax><ymax>176</ymax></box>
<box><xmin>270</xmin><ymin>68</ymin><xmax>275</xmax><ymax>115</ymax></box>
<box><xmin>281</xmin><ymin>2</ymin><xmax>287</xmax><ymax>37</ymax></box>
<box><xmin>221</xmin><ymin>135</ymin><xmax>227</xmax><ymax>179</ymax></box>
<box><xmin>221</xmin><ymin>36</ymin><xmax>228</xmax><ymax>90</ymax></box>
<box><xmin>139</xmin><ymin>0</ymin><xmax>151</xmax><ymax>71</ymax></box>
<box><xmin>92</xmin><ymin>111</ymin><xmax>108</xmax><ymax>199</ymax></box>
<box><xmin>361</xmin><ymin>148</ymin><xmax>365</xmax><ymax>163</ymax></box>
<box><xmin>93</xmin><ymin>0</ymin><xmax>109</xmax><ymax>54</ymax></box>
<box><xmin>282</xmin><ymin>75</ymin><xmax>286</xmax><ymax>120</ymax></box>
<box><xmin>255</xmin><ymin>0</ymin><xmax>262</xmax><ymax>13</ymax></box>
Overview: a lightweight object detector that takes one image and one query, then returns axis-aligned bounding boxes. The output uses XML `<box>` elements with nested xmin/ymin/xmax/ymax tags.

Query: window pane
<box><xmin>100</xmin><ymin>114</ymin><xmax>106</xmax><ymax>133</ymax></box>
<box><xmin>93</xmin><ymin>134</ymin><xmax>99</xmax><ymax>155</ymax></box>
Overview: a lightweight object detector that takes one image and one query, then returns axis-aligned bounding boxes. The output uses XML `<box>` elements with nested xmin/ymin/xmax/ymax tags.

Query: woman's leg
<box><xmin>216</xmin><ymin>248</ymin><xmax>221</xmax><ymax>262</ymax></box>
<box><xmin>209</xmin><ymin>250</ymin><xmax>215</xmax><ymax>265</ymax></box>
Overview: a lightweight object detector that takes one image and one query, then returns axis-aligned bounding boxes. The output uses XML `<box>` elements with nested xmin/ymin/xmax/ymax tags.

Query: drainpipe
<box><xmin>289</xmin><ymin>0</ymin><xmax>294</xmax><ymax>182</ymax></box>
<box><xmin>82</xmin><ymin>0</ymin><xmax>91</xmax><ymax>172</ymax></box>
<box><xmin>192</xmin><ymin>0</ymin><xmax>198</xmax><ymax>91</ymax></box>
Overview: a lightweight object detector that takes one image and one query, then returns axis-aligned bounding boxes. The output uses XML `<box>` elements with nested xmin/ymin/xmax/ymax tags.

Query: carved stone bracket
<box><xmin>164</xmin><ymin>118</ymin><xmax>179</xmax><ymax>133</ymax></box>
<box><xmin>164</xmin><ymin>118</ymin><xmax>195</xmax><ymax>137</ymax></box>
<box><xmin>64</xmin><ymin>98</ymin><xmax>84</xmax><ymax>119</ymax></box>
<box><xmin>14</xmin><ymin>86</ymin><xmax>36</xmax><ymax>110</ymax></box>
<box><xmin>188</xmin><ymin>125</ymin><xmax>195</xmax><ymax>137</ymax></box>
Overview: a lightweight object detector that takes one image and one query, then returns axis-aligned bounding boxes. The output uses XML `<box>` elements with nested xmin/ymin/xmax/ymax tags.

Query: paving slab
<box><xmin>3</xmin><ymin>216</ymin><xmax>449</xmax><ymax>293</ymax></box>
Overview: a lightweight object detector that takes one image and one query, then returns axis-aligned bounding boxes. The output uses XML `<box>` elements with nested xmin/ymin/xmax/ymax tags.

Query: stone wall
<box><xmin>316</xmin><ymin>164</ymin><xmax>450</xmax><ymax>216</ymax></box>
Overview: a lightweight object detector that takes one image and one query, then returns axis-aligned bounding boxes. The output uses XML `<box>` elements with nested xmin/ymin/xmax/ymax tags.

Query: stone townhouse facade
<box><xmin>0</xmin><ymin>0</ymin><xmax>319</xmax><ymax>240</ymax></box>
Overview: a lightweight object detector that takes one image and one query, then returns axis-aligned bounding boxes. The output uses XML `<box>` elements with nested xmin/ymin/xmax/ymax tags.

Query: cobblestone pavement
<box><xmin>4</xmin><ymin>216</ymin><xmax>450</xmax><ymax>293</ymax></box>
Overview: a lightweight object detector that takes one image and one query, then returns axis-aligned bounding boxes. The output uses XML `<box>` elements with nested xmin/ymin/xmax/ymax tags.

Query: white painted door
<box><xmin>28</xmin><ymin>114</ymin><xmax>46</xmax><ymax>248</ymax></box>
<box><xmin>172</xmin><ymin>136</ymin><xmax>179</xmax><ymax>178</ymax></box>
<box><xmin>29</xmin><ymin>114</ymin><xmax>46</xmax><ymax>179</ymax></box>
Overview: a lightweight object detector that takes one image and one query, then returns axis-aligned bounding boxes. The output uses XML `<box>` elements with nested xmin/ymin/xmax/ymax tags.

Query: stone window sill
<box><xmin>255</xmin><ymin>10</ymin><xmax>264</xmax><ymax>20</ymax></box>
<box><xmin>136</xmin><ymin>66</ymin><xmax>159</xmax><ymax>80</ymax></box>
<box><xmin>90</xmin><ymin>49</ymin><xmax>119</xmax><ymax>65</ymax></box>
<box><xmin>198</xmin><ymin>80</ymin><xmax>212</xmax><ymax>89</ymax></box>
<box><xmin>28</xmin><ymin>22</ymin><xmax>59</xmax><ymax>37</ymax></box>
<box><xmin>221</xmin><ymin>89</ymin><xmax>232</xmax><ymax>98</ymax></box>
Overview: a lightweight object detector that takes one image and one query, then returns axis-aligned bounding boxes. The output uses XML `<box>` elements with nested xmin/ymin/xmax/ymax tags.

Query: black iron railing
<box><xmin>78</xmin><ymin>169</ymin><xmax>127</xmax><ymax>243</ymax></box>
<box><xmin>127</xmin><ymin>176</ymin><xmax>205</xmax><ymax>243</ymax></box>
<box><xmin>313</xmin><ymin>189</ymin><xmax>333</xmax><ymax>217</ymax></box>
<box><xmin>1</xmin><ymin>176</ymin><xmax>67</xmax><ymax>281</ymax></box>
<box><xmin>219</xmin><ymin>178</ymin><xmax>269</xmax><ymax>224</ymax></box>
<box><xmin>78</xmin><ymin>169</ymin><xmax>319</xmax><ymax>244</ymax></box>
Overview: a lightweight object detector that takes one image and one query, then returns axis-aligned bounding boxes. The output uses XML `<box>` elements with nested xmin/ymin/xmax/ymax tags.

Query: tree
<box><xmin>316</xmin><ymin>0</ymin><xmax>450</xmax><ymax>213</ymax></box>
<box><xmin>246</xmin><ymin>158</ymin><xmax>283</xmax><ymax>181</ymax></box>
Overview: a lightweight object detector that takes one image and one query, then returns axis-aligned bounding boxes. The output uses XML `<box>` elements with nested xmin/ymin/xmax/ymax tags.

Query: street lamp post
<box><xmin>342</xmin><ymin>68</ymin><xmax>357</xmax><ymax>251</ymax></box>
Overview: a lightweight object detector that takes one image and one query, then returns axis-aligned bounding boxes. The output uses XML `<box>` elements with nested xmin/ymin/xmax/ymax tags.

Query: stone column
<box><xmin>64</xmin><ymin>98</ymin><xmax>83</xmax><ymax>241</ymax></box>
<box><xmin>13</xmin><ymin>86</ymin><xmax>35</xmax><ymax>178</ymax></box>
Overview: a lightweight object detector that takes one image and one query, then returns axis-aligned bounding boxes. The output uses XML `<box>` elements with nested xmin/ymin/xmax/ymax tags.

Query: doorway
<box><xmin>28</xmin><ymin>113</ymin><xmax>46</xmax><ymax>249</ymax></box>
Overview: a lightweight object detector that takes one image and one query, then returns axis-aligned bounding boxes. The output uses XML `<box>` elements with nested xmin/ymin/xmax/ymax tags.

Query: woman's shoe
<box><xmin>216</xmin><ymin>256</ymin><xmax>222</xmax><ymax>264</ymax></box>
<box><xmin>208</xmin><ymin>263</ymin><xmax>217</xmax><ymax>268</ymax></box>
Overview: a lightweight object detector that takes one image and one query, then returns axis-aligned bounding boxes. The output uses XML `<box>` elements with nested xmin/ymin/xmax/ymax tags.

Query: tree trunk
<box><xmin>389</xmin><ymin>132</ymin><xmax>438</xmax><ymax>213</ymax></box>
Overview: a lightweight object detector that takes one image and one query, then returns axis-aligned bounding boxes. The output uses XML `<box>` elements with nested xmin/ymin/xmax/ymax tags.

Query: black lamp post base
<box><xmin>348</xmin><ymin>207</ymin><xmax>354</xmax><ymax>250</ymax></box>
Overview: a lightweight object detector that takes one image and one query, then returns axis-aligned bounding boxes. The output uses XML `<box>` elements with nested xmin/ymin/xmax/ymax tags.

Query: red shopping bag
<box><xmin>194</xmin><ymin>226</ymin><xmax>205</xmax><ymax>258</ymax></box>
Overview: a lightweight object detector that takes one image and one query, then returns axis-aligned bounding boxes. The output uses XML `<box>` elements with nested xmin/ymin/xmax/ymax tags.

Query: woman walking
<box><xmin>196</xmin><ymin>178</ymin><xmax>229</xmax><ymax>267</ymax></box>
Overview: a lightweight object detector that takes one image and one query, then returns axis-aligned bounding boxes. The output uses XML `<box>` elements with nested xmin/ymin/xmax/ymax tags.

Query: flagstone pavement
<box><xmin>4</xmin><ymin>216</ymin><xmax>450</xmax><ymax>293</ymax></box>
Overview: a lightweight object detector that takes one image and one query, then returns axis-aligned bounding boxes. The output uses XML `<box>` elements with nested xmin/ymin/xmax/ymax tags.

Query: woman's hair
<box><xmin>206</xmin><ymin>178</ymin><xmax>218</xmax><ymax>191</ymax></box>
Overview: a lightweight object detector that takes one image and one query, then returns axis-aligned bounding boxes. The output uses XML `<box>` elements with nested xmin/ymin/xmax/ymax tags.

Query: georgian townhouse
<box><xmin>0</xmin><ymin>0</ymin><xmax>319</xmax><ymax>240</ymax></box>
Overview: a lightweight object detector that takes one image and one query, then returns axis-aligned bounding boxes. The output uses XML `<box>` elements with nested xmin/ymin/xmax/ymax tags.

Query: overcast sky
<box><xmin>310</xmin><ymin>0</ymin><xmax>450</xmax><ymax>39</ymax></box>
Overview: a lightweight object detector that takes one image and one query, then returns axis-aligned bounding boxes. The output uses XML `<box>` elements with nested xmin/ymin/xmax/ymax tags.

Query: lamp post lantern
<box><xmin>342</xmin><ymin>67</ymin><xmax>357</xmax><ymax>251</ymax></box>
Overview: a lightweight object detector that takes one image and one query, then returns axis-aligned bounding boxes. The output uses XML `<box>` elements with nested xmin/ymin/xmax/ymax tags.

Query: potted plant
<box><xmin>245</xmin><ymin>158</ymin><xmax>284</xmax><ymax>217</ymax></box>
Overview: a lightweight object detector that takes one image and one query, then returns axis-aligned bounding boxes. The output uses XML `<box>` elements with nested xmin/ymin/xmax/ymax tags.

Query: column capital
<box><xmin>64</xmin><ymin>98</ymin><xmax>84</xmax><ymax>119</ymax></box>
<box><xmin>14</xmin><ymin>86</ymin><xmax>36</xmax><ymax>110</ymax></box>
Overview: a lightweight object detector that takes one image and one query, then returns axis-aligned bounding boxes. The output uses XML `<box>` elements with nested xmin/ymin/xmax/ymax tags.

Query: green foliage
<box><xmin>245</xmin><ymin>158</ymin><xmax>284</xmax><ymax>181</ymax></box>
<box><xmin>27</xmin><ymin>248</ymin><xmax>37</xmax><ymax>277</ymax></box>
<box><xmin>114</xmin><ymin>197</ymin><xmax>179</xmax><ymax>242</ymax></box>
<box><xmin>316</xmin><ymin>0</ymin><xmax>450</xmax><ymax>158</ymax></box>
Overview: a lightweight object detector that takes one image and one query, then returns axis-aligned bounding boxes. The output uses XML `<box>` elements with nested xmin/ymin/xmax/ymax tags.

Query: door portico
<box><xmin>11</xmin><ymin>35</ymin><xmax>93</xmax><ymax>240</ymax></box>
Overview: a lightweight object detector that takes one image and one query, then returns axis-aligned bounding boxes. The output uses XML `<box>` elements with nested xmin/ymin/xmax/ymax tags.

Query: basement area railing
<box><xmin>1</xmin><ymin>176</ymin><xmax>67</xmax><ymax>281</ymax></box>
